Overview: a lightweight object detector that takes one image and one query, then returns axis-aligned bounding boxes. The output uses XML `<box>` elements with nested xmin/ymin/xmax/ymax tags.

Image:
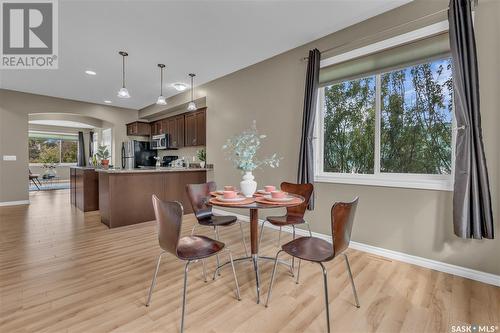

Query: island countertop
<box><xmin>95</xmin><ymin>167</ymin><xmax>213</xmax><ymax>174</ymax></box>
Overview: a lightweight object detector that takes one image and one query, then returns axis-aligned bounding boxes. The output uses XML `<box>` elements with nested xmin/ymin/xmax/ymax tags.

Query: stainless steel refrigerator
<box><xmin>121</xmin><ymin>140</ymin><xmax>157</xmax><ymax>169</ymax></box>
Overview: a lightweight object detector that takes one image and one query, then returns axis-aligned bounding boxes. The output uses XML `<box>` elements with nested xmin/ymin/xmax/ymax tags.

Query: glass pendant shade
<box><xmin>117</xmin><ymin>87</ymin><xmax>130</xmax><ymax>98</ymax></box>
<box><xmin>187</xmin><ymin>101</ymin><xmax>197</xmax><ymax>111</ymax></box>
<box><xmin>156</xmin><ymin>95</ymin><xmax>167</xmax><ymax>105</ymax></box>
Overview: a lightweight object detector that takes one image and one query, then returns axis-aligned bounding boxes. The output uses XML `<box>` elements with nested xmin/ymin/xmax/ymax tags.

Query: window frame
<box><xmin>314</xmin><ymin>22</ymin><xmax>455</xmax><ymax>191</ymax></box>
<box><xmin>28</xmin><ymin>131</ymin><xmax>79</xmax><ymax>166</ymax></box>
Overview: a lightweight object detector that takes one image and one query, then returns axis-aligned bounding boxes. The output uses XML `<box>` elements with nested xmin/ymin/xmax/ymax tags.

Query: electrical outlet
<box><xmin>3</xmin><ymin>155</ymin><xmax>17</xmax><ymax>161</ymax></box>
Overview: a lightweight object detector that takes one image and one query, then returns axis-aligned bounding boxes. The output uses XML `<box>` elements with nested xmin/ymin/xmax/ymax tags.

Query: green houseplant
<box><xmin>96</xmin><ymin>145</ymin><xmax>110</xmax><ymax>167</ymax></box>
<box><xmin>196</xmin><ymin>148</ymin><xmax>206</xmax><ymax>168</ymax></box>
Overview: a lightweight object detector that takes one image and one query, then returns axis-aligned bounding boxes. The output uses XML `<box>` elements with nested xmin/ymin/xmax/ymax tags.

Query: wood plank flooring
<box><xmin>0</xmin><ymin>190</ymin><xmax>499</xmax><ymax>332</ymax></box>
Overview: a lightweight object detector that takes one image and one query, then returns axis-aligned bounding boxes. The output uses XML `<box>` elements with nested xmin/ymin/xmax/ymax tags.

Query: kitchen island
<box><xmin>70</xmin><ymin>167</ymin><xmax>99</xmax><ymax>212</ymax></box>
<box><xmin>97</xmin><ymin>168</ymin><xmax>208</xmax><ymax>228</ymax></box>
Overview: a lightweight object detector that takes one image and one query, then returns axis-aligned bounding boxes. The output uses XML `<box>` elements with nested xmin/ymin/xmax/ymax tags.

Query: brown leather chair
<box><xmin>146</xmin><ymin>195</ymin><xmax>241</xmax><ymax>333</ymax></box>
<box><xmin>186</xmin><ymin>182</ymin><xmax>248</xmax><ymax>274</ymax></box>
<box><xmin>29</xmin><ymin>169</ymin><xmax>42</xmax><ymax>190</ymax></box>
<box><xmin>265</xmin><ymin>198</ymin><xmax>360</xmax><ymax>333</ymax></box>
<box><xmin>260</xmin><ymin>182</ymin><xmax>313</xmax><ymax>275</ymax></box>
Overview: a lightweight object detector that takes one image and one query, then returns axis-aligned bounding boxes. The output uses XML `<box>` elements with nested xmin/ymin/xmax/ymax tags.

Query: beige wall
<box><xmin>140</xmin><ymin>0</ymin><xmax>500</xmax><ymax>275</ymax></box>
<box><xmin>0</xmin><ymin>90</ymin><xmax>138</xmax><ymax>202</ymax></box>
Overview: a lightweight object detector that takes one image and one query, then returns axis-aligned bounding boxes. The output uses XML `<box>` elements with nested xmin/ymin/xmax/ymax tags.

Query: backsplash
<box><xmin>157</xmin><ymin>146</ymin><xmax>206</xmax><ymax>166</ymax></box>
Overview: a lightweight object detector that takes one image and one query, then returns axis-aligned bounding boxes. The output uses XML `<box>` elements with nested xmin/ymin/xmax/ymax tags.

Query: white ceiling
<box><xmin>0</xmin><ymin>0</ymin><xmax>410</xmax><ymax>110</ymax></box>
<box><xmin>29</xmin><ymin>120</ymin><xmax>95</xmax><ymax>129</ymax></box>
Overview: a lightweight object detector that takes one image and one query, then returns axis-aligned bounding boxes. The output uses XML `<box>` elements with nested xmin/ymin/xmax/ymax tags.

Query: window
<box><xmin>101</xmin><ymin>128</ymin><xmax>112</xmax><ymax>161</ymax></box>
<box><xmin>315</xmin><ymin>24</ymin><xmax>454</xmax><ymax>190</ymax></box>
<box><xmin>29</xmin><ymin>132</ymin><xmax>78</xmax><ymax>164</ymax></box>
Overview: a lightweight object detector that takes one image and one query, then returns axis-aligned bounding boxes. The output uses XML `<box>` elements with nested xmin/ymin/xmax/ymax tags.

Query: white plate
<box><xmin>216</xmin><ymin>196</ymin><xmax>247</xmax><ymax>202</ymax></box>
<box><xmin>263</xmin><ymin>195</ymin><xmax>294</xmax><ymax>202</ymax></box>
<box><xmin>257</xmin><ymin>190</ymin><xmax>271</xmax><ymax>195</ymax></box>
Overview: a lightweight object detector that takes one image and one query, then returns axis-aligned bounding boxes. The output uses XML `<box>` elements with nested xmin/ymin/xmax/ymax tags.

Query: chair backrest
<box><xmin>281</xmin><ymin>182</ymin><xmax>314</xmax><ymax>218</ymax></box>
<box><xmin>185</xmin><ymin>182</ymin><xmax>216</xmax><ymax>221</ymax></box>
<box><xmin>152</xmin><ymin>195</ymin><xmax>184</xmax><ymax>256</ymax></box>
<box><xmin>330</xmin><ymin>197</ymin><xmax>359</xmax><ymax>258</ymax></box>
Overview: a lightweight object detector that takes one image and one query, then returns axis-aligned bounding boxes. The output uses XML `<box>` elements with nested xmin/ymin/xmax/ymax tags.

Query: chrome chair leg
<box><xmin>343</xmin><ymin>253</ymin><xmax>360</xmax><ymax>308</ymax></box>
<box><xmin>258</xmin><ymin>221</ymin><xmax>265</xmax><ymax>250</ymax></box>
<box><xmin>277</xmin><ymin>226</ymin><xmax>282</xmax><ymax>247</ymax></box>
<box><xmin>227</xmin><ymin>249</ymin><xmax>241</xmax><ymax>300</ymax></box>
<box><xmin>295</xmin><ymin>259</ymin><xmax>301</xmax><ymax>284</ymax></box>
<box><xmin>319</xmin><ymin>262</ymin><xmax>331</xmax><ymax>333</ymax></box>
<box><xmin>190</xmin><ymin>223</ymin><xmax>197</xmax><ymax>236</ymax></box>
<box><xmin>146</xmin><ymin>251</ymin><xmax>165</xmax><ymax>306</ymax></box>
<box><xmin>305</xmin><ymin>222</ymin><xmax>313</xmax><ymax>236</ymax></box>
<box><xmin>180</xmin><ymin>261</ymin><xmax>191</xmax><ymax>333</ymax></box>
<box><xmin>202</xmin><ymin>259</ymin><xmax>207</xmax><ymax>283</ymax></box>
<box><xmin>265</xmin><ymin>250</ymin><xmax>282</xmax><ymax>307</ymax></box>
<box><xmin>213</xmin><ymin>227</ymin><xmax>221</xmax><ymax>277</ymax></box>
<box><xmin>252</xmin><ymin>254</ymin><xmax>261</xmax><ymax>304</ymax></box>
<box><xmin>239</xmin><ymin>221</ymin><xmax>249</xmax><ymax>256</ymax></box>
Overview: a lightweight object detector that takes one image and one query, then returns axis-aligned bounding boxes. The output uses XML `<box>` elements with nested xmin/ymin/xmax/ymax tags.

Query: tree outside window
<box><xmin>29</xmin><ymin>132</ymin><xmax>78</xmax><ymax>164</ymax></box>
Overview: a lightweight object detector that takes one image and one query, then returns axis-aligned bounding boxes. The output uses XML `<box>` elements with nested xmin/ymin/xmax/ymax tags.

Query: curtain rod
<box><xmin>301</xmin><ymin>0</ymin><xmax>477</xmax><ymax>62</ymax></box>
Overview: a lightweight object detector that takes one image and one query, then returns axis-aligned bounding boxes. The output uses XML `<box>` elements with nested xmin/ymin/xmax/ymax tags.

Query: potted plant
<box><xmin>96</xmin><ymin>145</ymin><xmax>110</xmax><ymax>168</ymax></box>
<box><xmin>222</xmin><ymin>121</ymin><xmax>281</xmax><ymax>197</ymax></box>
<box><xmin>197</xmin><ymin>148</ymin><xmax>206</xmax><ymax>168</ymax></box>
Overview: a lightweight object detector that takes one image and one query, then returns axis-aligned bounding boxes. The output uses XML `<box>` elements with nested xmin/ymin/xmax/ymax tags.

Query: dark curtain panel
<box><xmin>77</xmin><ymin>131</ymin><xmax>86</xmax><ymax>167</ymax></box>
<box><xmin>297</xmin><ymin>48</ymin><xmax>320</xmax><ymax>210</ymax></box>
<box><xmin>449</xmin><ymin>0</ymin><xmax>494</xmax><ymax>239</ymax></box>
<box><xmin>89</xmin><ymin>131</ymin><xmax>94</xmax><ymax>158</ymax></box>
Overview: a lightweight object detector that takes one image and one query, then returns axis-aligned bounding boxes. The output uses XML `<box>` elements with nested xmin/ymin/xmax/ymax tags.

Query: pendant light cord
<box><xmin>122</xmin><ymin>55</ymin><xmax>125</xmax><ymax>88</ymax></box>
<box><xmin>191</xmin><ymin>75</ymin><xmax>194</xmax><ymax>102</ymax></box>
<box><xmin>160</xmin><ymin>67</ymin><xmax>163</xmax><ymax>96</ymax></box>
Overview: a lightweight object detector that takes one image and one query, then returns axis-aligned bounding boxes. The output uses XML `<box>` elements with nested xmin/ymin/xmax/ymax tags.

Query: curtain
<box><xmin>449</xmin><ymin>0</ymin><xmax>494</xmax><ymax>239</ymax></box>
<box><xmin>297</xmin><ymin>48</ymin><xmax>320</xmax><ymax>210</ymax></box>
<box><xmin>77</xmin><ymin>131</ymin><xmax>86</xmax><ymax>167</ymax></box>
<box><xmin>89</xmin><ymin>131</ymin><xmax>94</xmax><ymax>159</ymax></box>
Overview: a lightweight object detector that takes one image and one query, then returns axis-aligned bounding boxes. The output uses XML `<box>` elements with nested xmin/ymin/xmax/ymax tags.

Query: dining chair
<box><xmin>29</xmin><ymin>169</ymin><xmax>42</xmax><ymax>190</ymax></box>
<box><xmin>265</xmin><ymin>197</ymin><xmax>360</xmax><ymax>333</ymax></box>
<box><xmin>260</xmin><ymin>182</ymin><xmax>313</xmax><ymax>276</ymax></box>
<box><xmin>146</xmin><ymin>195</ymin><xmax>241</xmax><ymax>333</ymax></box>
<box><xmin>186</xmin><ymin>182</ymin><xmax>248</xmax><ymax>275</ymax></box>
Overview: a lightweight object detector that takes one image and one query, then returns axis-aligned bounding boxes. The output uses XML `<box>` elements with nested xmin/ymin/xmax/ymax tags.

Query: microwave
<box><xmin>151</xmin><ymin>134</ymin><xmax>168</xmax><ymax>150</ymax></box>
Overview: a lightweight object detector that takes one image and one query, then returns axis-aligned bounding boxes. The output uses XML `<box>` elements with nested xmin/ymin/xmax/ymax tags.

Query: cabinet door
<box><xmin>195</xmin><ymin>110</ymin><xmax>206</xmax><ymax>146</ymax></box>
<box><xmin>150</xmin><ymin>122</ymin><xmax>157</xmax><ymax>136</ymax></box>
<box><xmin>167</xmin><ymin>118</ymin><xmax>177</xmax><ymax>148</ymax></box>
<box><xmin>185</xmin><ymin>113</ymin><xmax>196</xmax><ymax>146</ymax></box>
<box><xmin>176</xmin><ymin>115</ymin><xmax>185</xmax><ymax>147</ymax></box>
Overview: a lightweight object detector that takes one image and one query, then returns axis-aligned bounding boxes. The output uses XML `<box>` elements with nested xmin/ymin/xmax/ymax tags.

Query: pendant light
<box><xmin>156</xmin><ymin>64</ymin><xmax>167</xmax><ymax>105</ymax></box>
<box><xmin>117</xmin><ymin>51</ymin><xmax>130</xmax><ymax>98</ymax></box>
<box><xmin>187</xmin><ymin>73</ymin><xmax>197</xmax><ymax>111</ymax></box>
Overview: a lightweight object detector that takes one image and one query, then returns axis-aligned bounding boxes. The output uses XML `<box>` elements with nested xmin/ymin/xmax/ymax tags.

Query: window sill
<box><xmin>314</xmin><ymin>173</ymin><xmax>453</xmax><ymax>191</ymax></box>
<box><xmin>29</xmin><ymin>163</ymin><xmax>77</xmax><ymax>167</ymax></box>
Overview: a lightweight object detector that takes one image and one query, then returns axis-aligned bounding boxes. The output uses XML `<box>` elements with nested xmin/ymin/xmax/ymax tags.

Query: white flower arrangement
<box><xmin>222</xmin><ymin>121</ymin><xmax>282</xmax><ymax>172</ymax></box>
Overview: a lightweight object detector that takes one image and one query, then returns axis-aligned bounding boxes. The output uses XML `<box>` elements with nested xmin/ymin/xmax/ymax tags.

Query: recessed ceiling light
<box><xmin>172</xmin><ymin>83</ymin><xmax>188</xmax><ymax>91</ymax></box>
<box><xmin>85</xmin><ymin>70</ymin><xmax>97</xmax><ymax>75</ymax></box>
<box><xmin>104</xmin><ymin>100</ymin><xmax>112</xmax><ymax>104</ymax></box>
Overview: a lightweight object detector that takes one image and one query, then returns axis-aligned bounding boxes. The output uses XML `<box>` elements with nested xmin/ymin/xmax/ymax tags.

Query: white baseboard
<box><xmin>213</xmin><ymin>208</ymin><xmax>500</xmax><ymax>287</ymax></box>
<box><xmin>0</xmin><ymin>200</ymin><xmax>30</xmax><ymax>207</ymax></box>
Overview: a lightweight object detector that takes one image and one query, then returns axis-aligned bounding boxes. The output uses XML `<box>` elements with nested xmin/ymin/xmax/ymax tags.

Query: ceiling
<box><xmin>0</xmin><ymin>0</ymin><xmax>410</xmax><ymax>110</ymax></box>
<box><xmin>29</xmin><ymin>120</ymin><xmax>95</xmax><ymax>129</ymax></box>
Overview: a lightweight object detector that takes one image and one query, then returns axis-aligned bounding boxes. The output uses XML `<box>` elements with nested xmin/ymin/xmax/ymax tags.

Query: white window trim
<box><xmin>314</xmin><ymin>22</ymin><xmax>454</xmax><ymax>192</ymax></box>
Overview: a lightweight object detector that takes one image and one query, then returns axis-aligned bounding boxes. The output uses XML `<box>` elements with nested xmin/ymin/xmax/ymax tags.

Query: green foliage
<box><xmin>323</xmin><ymin>58</ymin><xmax>453</xmax><ymax>175</ymax></box>
<box><xmin>39</xmin><ymin>145</ymin><xmax>60</xmax><ymax>164</ymax></box>
<box><xmin>96</xmin><ymin>145</ymin><xmax>110</xmax><ymax>160</ymax></box>
<box><xmin>196</xmin><ymin>148</ymin><xmax>206</xmax><ymax>162</ymax></box>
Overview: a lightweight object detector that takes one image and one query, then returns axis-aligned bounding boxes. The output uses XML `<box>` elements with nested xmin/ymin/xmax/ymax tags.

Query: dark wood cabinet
<box><xmin>126</xmin><ymin>121</ymin><xmax>150</xmax><ymax>136</ymax></box>
<box><xmin>70</xmin><ymin>167</ymin><xmax>99</xmax><ymax>212</ymax></box>
<box><xmin>185</xmin><ymin>108</ymin><xmax>206</xmax><ymax>147</ymax></box>
<box><xmin>150</xmin><ymin>120</ymin><xmax>165</xmax><ymax>136</ymax></box>
<box><xmin>166</xmin><ymin>115</ymin><xmax>185</xmax><ymax>148</ymax></box>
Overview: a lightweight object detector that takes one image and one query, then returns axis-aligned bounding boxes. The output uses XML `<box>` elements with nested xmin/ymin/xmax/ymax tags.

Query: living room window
<box><xmin>315</xmin><ymin>22</ymin><xmax>454</xmax><ymax>190</ymax></box>
<box><xmin>29</xmin><ymin>131</ymin><xmax>78</xmax><ymax>165</ymax></box>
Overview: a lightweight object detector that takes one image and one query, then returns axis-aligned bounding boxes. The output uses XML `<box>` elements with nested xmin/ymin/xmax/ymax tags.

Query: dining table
<box><xmin>209</xmin><ymin>192</ymin><xmax>305</xmax><ymax>304</ymax></box>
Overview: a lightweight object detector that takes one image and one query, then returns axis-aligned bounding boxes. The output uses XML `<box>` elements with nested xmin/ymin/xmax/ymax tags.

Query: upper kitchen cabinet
<box><xmin>185</xmin><ymin>108</ymin><xmax>206</xmax><ymax>147</ymax></box>
<box><xmin>150</xmin><ymin>120</ymin><xmax>165</xmax><ymax>136</ymax></box>
<box><xmin>166</xmin><ymin>115</ymin><xmax>185</xmax><ymax>148</ymax></box>
<box><xmin>126</xmin><ymin>121</ymin><xmax>151</xmax><ymax>136</ymax></box>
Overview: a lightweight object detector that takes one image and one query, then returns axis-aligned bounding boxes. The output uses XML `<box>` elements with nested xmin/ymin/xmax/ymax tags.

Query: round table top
<box><xmin>209</xmin><ymin>193</ymin><xmax>305</xmax><ymax>210</ymax></box>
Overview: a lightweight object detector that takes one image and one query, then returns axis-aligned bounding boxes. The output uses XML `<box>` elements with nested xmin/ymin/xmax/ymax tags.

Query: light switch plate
<box><xmin>3</xmin><ymin>155</ymin><xmax>17</xmax><ymax>161</ymax></box>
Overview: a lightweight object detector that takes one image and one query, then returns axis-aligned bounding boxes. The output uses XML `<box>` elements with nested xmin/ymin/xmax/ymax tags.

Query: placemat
<box><xmin>209</xmin><ymin>197</ymin><xmax>255</xmax><ymax>206</ymax></box>
<box><xmin>254</xmin><ymin>196</ymin><xmax>303</xmax><ymax>206</ymax></box>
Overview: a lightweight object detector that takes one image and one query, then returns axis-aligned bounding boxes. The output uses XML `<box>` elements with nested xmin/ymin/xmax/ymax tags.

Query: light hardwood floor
<box><xmin>0</xmin><ymin>190</ymin><xmax>498</xmax><ymax>333</ymax></box>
